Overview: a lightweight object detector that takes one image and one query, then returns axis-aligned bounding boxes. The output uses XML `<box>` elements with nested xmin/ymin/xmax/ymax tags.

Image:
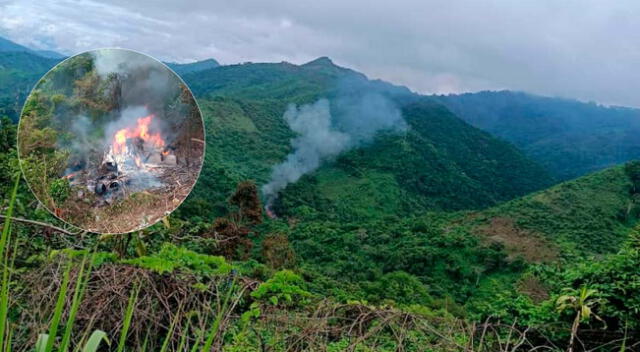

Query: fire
<box><xmin>113</xmin><ymin>129</ymin><xmax>128</xmax><ymax>154</ymax></box>
<box><xmin>111</xmin><ymin>114</ymin><xmax>165</xmax><ymax>160</ymax></box>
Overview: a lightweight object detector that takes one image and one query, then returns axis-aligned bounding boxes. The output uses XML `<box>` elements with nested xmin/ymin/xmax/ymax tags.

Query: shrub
<box><xmin>251</xmin><ymin>270</ymin><xmax>312</xmax><ymax>307</ymax></box>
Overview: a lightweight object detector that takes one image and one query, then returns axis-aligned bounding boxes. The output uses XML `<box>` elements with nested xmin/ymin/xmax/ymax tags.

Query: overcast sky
<box><xmin>1</xmin><ymin>0</ymin><xmax>639</xmax><ymax>106</ymax></box>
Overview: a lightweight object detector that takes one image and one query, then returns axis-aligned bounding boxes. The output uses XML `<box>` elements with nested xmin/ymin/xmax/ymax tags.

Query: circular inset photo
<box><xmin>17</xmin><ymin>48</ymin><xmax>205</xmax><ymax>234</ymax></box>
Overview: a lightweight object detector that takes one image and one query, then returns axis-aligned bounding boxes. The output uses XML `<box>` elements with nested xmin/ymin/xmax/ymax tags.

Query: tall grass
<box><xmin>33</xmin><ymin>253</ymin><xmax>109</xmax><ymax>352</ymax></box>
<box><xmin>0</xmin><ymin>172</ymin><xmax>236</xmax><ymax>351</ymax></box>
<box><xmin>200</xmin><ymin>276</ymin><xmax>237</xmax><ymax>352</ymax></box>
<box><xmin>117</xmin><ymin>284</ymin><xmax>140</xmax><ymax>352</ymax></box>
<box><xmin>0</xmin><ymin>175</ymin><xmax>110</xmax><ymax>351</ymax></box>
<box><xmin>0</xmin><ymin>174</ymin><xmax>20</xmax><ymax>351</ymax></box>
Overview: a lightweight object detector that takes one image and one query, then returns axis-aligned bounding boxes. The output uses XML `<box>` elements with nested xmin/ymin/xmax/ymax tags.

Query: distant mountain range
<box><xmin>435</xmin><ymin>91</ymin><xmax>640</xmax><ymax>181</ymax></box>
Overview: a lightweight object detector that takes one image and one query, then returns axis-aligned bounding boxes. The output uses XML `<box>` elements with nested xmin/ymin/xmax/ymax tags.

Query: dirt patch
<box><xmin>517</xmin><ymin>275</ymin><xmax>550</xmax><ymax>303</ymax></box>
<box><xmin>476</xmin><ymin>217</ymin><xmax>559</xmax><ymax>263</ymax></box>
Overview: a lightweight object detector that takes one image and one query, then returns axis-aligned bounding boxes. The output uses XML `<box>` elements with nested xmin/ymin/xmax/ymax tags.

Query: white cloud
<box><xmin>1</xmin><ymin>0</ymin><xmax>639</xmax><ymax>106</ymax></box>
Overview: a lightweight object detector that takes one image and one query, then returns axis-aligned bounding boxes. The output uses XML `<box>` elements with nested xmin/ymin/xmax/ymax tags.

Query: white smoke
<box><xmin>92</xmin><ymin>49</ymin><xmax>151</xmax><ymax>77</ymax></box>
<box><xmin>261</xmin><ymin>99</ymin><xmax>350</xmax><ymax>202</ymax></box>
<box><xmin>262</xmin><ymin>87</ymin><xmax>407</xmax><ymax>206</ymax></box>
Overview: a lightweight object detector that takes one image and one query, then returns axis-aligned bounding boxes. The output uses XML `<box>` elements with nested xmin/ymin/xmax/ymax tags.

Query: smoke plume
<box><xmin>262</xmin><ymin>82</ymin><xmax>407</xmax><ymax>206</ymax></box>
<box><xmin>261</xmin><ymin>99</ymin><xmax>350</xmax><ymax>202</ymax></box>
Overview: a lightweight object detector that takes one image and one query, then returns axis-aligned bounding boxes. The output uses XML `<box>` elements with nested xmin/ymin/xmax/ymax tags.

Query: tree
<box><xmin>208</xmin><ymin>181</ymin><xmax>262</xmax><ymax>259</ymax></box>
<box><xmin>625</xmin><ymin>161</ymin><xmax>640</xmax><ymax>194</ymax></box>
<box><xmin>556</xmin><ymin>286</ymin><xmax>605</xmax><ymax>352</ymax></box>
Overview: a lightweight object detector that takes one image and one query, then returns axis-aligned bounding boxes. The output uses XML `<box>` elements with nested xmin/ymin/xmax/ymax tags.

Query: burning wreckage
<box><xmin>64</xmin><ymin>114</ymin><xmax>193</xmax><ymax>206</ymax></box>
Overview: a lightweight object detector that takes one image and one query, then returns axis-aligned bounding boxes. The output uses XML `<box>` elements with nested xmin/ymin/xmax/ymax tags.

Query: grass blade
<box><xmin>140</xmin><ymin>326</ymin><xmax>151</xmax><ymax>352</ymax></box>
<box><xmin>45</xmin><ymin>260</ymin><xmax>74</xmax><ymax>352</ymax></box>
<box><xmin>0</xmin><ymin>174</ymin><xmax>20</xmax><ymax>349</ymax></box>
<box><xmin>117</xmin><ymin>284</ymin><xmax>140</xmax><ymax>352</ymax></box>
<box><xmin>82</xmin><ymin>330</ymin><xmax>109</xmax><ymax>352</ymax></box>
<box><xmin>0</xmin><ymin>173</ymin><xmax>19</xmax><ymax>266</ymax></box>
<box><xmin>60</xmin><ymin>253</ymin><xmax>94</xmax><ymax>352</ymax></box>
<box><xmin>200</xmin><ymin>277</ymin><xmax>236</xmax><ymax>352</ymax></box>
<box><xmin>159</xmin><ymin>306</ymin><xmax>182</xmax><ymax>352</ymax></box>
<box><xmin>176</xmin><ymin>318</ymin><xmax>190</xmax><ymax>352</ymax></box>
<box><xmin>35</xmin><ymin>333</ymin><xmax>49</xmax><ymax>352</ymax></box>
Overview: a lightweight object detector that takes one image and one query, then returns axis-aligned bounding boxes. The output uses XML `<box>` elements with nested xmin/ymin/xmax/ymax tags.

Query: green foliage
<box><xmin>364</xmin><ymin>271</ymin><xmax>433</xmax><ymax>306</ymax></box>
<box><xmin>49</xmin><ymin>178</ymin><xmax>70</xmax><ymax>205</ymax></box>
<box><xmin>251</xmin><ymin>270</ymin><xmax>312</xmax><ymax>307</ymax></box>
<box><xmin>542</xmin><ymin>244</ymin><xmax>640</xmax><ymax>329</ymax></box>
<box><xmin>0</xmin><ymin>52</ymin><xmax>60</xmax><ymax>120</ymax></box>
<box><xmin>625</xmin><ymin>161</ymin><xmax>640</xmax><ymax>193</ymax></box>
<box><xmin>286</xmin><ymin>214</ymin><xmax>511</xmax><ymax>302</ymax></box>
<box><xmin>478</xmin><ymin>165</ymin><xmax>639</xmax><ymax>255</ymax></box>
<box><xmin>124</xmin><ymin>243</ymin><xmax>232</xmax><ymax>276</ymax></box>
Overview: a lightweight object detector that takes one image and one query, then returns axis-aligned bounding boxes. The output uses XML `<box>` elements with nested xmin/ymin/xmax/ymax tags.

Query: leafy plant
<box><xmin>556</xmin><ymin>286</ymin><xmax>605</xmax><ymax>352</ymax></box>
<box><xmin>251</xmin><ymin>270</ymin><xmax>312</xmax><ymax>307</ymax></box>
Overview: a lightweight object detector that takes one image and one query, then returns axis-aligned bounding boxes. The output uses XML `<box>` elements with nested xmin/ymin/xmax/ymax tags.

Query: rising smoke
<box><xmin>261</xmin><ymin>99</ymin><xmax>350</xmax><ymax>203</ymax></box>
<box><xmin>92</xmin><ymin>49</ymin><xmax>180</xmax><ymax>111</ymax></box>
<box><xmin>262</xmin><ymin>79</ymin><xmax>407</xmax><ymax>206</ymax></box>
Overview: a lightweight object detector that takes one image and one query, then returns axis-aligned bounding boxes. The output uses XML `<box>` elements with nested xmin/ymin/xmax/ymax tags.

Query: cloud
<box><xmin>1</xmin><ymin>0</ymin><xmax>640</xmax><ymax>106</ymax></box>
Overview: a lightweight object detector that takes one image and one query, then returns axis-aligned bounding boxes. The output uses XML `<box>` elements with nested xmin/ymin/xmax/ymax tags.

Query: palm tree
<box><xmin>556</xmin><ymin>286</ymin><xmax>605</xmax><ymax>352</ymax></box>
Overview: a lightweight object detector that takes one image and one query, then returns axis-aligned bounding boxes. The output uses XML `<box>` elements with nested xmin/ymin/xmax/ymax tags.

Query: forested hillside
<box><xmin>179</xmin><ymin>57</ymin><xmax>553</xmax><ymax>220</ymax></box>
<box><xmin>436</xmin><ymin>91</ymin><xmax>640</xmax><ymax>180</ymax></box>
<box><xmin>0</xmin><ymin>51</ymin><xmax>60</xmax><ymax>120</ymax></box>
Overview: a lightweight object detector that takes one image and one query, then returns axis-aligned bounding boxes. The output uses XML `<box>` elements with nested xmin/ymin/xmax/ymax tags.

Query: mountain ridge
<box><xmin>435</xmin><ymin>90</ymin><xmax>640</xmax><ymax>180</ymax></box>
<box><xmin>0</xmin><ymin>36</ymin><xmax>65</xmax><ymax>59</ymax></box>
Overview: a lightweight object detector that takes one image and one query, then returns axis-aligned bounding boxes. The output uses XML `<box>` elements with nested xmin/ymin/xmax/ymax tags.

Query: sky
<box><xmin>1</xmin><ymin>0</ymin><xmax>639</xmax><ymax>107</ymax></box>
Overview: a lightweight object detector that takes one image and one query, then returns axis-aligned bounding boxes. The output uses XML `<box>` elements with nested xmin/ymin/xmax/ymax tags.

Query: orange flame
<box><xmin>111</xmin><ymin>114</ymin><xmax>165</xmax><ymax>158</ymax></box>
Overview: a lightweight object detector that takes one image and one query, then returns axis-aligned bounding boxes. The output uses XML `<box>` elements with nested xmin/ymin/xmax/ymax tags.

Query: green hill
<box><xmin>435</xmin><ymin>91</ymin><xmax>640</xmax><ymax>181</ymax></box>
<box><xmin>0</xmin><ymin>51</ymin><xmax>60</xmax><ymax>120</ymax></box>
<box><xmin>470</xmin><ymin>164</ymin><xmax>640</xmax><ymax>257</ymax></box>
<box><xmin>284</xmin><ymin>162</ymin><xmax>640</xmax><ymax>304</ymax></box>
<box><xmin>178</xmin><ymin>58</ymin><xmax>554</xmax><ymax>219</ymax></box>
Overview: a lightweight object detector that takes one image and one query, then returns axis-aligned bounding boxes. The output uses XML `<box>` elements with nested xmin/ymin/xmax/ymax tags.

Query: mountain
<box><xmin>435</xmin><ymin>91</ymin><xmax>640</xmax><ymax>181</ymax></box>
<box><xmin>176</xmin><ymin>58</ymin><xmax>553</xmax><ymax>219</ymax></box>
<box><xmin>166</xmin><ymin>58</ymin><xmax>219</xmax><ymax>75</ymax></box>
<box><xmin>0</xmin><ymin>36</ymin><xmax>31</xmax><ymax>52</ymax></box>
<box><xmin>34</xmin><ymin>50</ymin><xmax>66</xmax><ymax>59</ymax></box>
<box><xmin>0</xmin><ymin>52</ymin><xmax>61</xmax><ymax>120</ymax></box>
<box><xmin>0</xmin><ymin>36</ymin><xmax>65</xmax><ymax>59</ymax></box>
